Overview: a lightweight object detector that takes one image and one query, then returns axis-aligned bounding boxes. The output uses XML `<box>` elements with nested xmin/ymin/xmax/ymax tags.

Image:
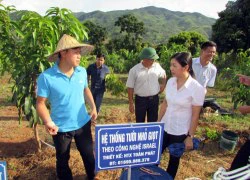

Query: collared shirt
<box><xmin>161</xmin><ymin>76</ymin><xmax>206</xmax><ymax>135</ymax></box>
<box><xmin>87</xmin><ymin>63</ymin><xmax>110</xmax><ymax>92</ymax></box>
<box><xmin>126</xmin><ymin>62</ymin><xmax>166</xmax><ymax>97</ymax></box>
<box><xmin>37</xmin><ymin>63</ymin><xmax>90</xmax><ymax>132</ymax></box>
<box><xmin>192</xmin><ymin>57</ymin><xmax>217</xmax><ymax>87</ymax></box>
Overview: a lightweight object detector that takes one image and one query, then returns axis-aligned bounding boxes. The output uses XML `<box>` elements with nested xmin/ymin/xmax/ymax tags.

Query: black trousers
<box><xmin>203</xmin><ymin>99</ymin><xmax>221</xmax><ymax>110</ymax></box>
<box><xmin>161</xmin><ymin>131</ymin><xmax>187</xmax><ymax>179</ymax></box>
<box><xmin>52</xmin><ymin>121</ymin><xmax>95</xmax><ymax>180</ymax></box>
<box><xmin>230</xmin><ymin>139</ymin><xmax>250</xmax><ymax>170</ymax></box>
<box><xmin>135</xmin><ymin>94</ymin><xmax>159</xmax><ymax>123</ymax></box>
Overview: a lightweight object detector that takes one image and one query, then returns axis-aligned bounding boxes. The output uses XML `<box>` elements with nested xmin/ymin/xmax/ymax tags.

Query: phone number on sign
<box><xmin>117</xmin><ymin>158</ymin><xmax>150</xmax><ymax>165</ymax></box>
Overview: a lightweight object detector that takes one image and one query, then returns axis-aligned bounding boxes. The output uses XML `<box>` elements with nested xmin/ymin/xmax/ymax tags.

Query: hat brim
<box><xmin>48</xmin><ymin>44</ymin><xmax>94</xmax><ymax>62</ymax></box>
<box><xmin>151</xmin><ymin>54</ymin><xmax>159</xmax><ymax>60</ymax></box>
<box><xmin>139</xmin><ymin>54</ymin><xmax>159</xmax><ymax>60</ymax></box>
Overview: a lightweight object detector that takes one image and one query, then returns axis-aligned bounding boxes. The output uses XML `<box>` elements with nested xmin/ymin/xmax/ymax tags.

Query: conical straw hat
<box><xmin>48</xmin><ymin>34</ymin><xmax>94</xmax><ymax>61</ymax></box>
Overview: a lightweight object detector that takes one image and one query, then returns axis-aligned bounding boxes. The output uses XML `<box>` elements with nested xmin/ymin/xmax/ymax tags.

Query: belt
<box><xmin>135</xmin><ymin>94</ymin><xmax>158</xmax><ymax>99</ymax></box>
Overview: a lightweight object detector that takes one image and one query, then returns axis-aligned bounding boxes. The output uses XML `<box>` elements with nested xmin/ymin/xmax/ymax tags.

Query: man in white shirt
<box><xmin>192</xmin><ymin>41</ymin><xmax>229</xmax><ymax>114</ymax></box>
<box><xmin>192</xmin><ymin>41</ymin><xmax>217</xmax><ymax>88</ymax></box>
<box><xmin>126</xmin><ymin>47</ymin><xmax>167</xmax><ymax>123</ymax></box>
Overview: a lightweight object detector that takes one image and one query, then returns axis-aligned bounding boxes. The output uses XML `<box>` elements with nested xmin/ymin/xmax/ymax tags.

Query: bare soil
<box><xmin>0</xmin><ymin>75</ymin><xmax>248</xmax><ymax>180</ymax></box>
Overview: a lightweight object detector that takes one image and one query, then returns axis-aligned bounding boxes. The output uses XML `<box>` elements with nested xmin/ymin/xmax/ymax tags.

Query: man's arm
<box><xmin>36</xmin><ymin>96</ymin><xmax>58</xmax><ymax>135</ymax></box>
<box><xmin>237</xmin><ymin>74</ymin><xmax>250</xmax><ymax>115</ymax></box>
<box><xmin>87</xmin><ymin>75</ymin><xmax>91</xmax><ymax>85</ymax></box>
<box><xmin>106</xmin><ymin>66</ymin><xmax>110</xmax><ymax>74</ymax></box>
<box><xmin>159</xmin><ymin>74</ymin><xmax>167</xmax><ymax>93</ymax></box>
<box><xmin>239</xmin><ymin>106</ymin><xmax>250</xmax><ymax>115</ymax></box>
<box><xmin>84</xmin><ymin>87</ymin><xmax>97</xmax><ymax>121</ymax></box>
<box><xmin>207</xmin><ymin>68</ymin><xmax>217</xmax><ymax>87</ymax></box>
<box><xmin>158</xmin><ymin>64</ymin><xmax>167</xmax><ymax>93</ymax></box>
<box><xmin>127</xmin><ymin>87</ymin><xmax>135</xmax><ymax>113</ymax></box>
<box><xmin>237</xmin><ymin>74</ymin><xmax>250</xmax><ymax>86</ymax></box>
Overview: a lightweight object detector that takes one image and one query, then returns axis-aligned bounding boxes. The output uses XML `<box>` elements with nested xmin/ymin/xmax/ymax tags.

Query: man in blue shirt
<box><xmin>36</xmin><ymin>34</ymin><xmax>97</xmax><ymax>180</ymax></box>
<box><xmin>87</xmin><ymin>54</ymin><xmax>110</xmax><ymax>113</ymax></box>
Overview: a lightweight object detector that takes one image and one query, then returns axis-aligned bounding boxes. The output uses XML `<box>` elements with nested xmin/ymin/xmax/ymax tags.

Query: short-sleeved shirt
<box><xmin>126</xmin><ymin>62</ymin><xmax>166</xmax><ymax>97</ymax></box>
<box><xmin>87</xmin><ymin>63</ymin><xmax>109</xmax><ymax>93</ymax></box>
<box><xmin>161</xmin><ymin>76</ymin><xmax>206</xmax><ymax>135</ymax></box>
<box><xmin>37</xmin><ymin>63</ymin><xmax>90</xmax><ymax>132</ymax></box>
<box><xmin>192</xmin><ymin>57</ymin><xmax>217</xmax><ymax>87</ymax></box>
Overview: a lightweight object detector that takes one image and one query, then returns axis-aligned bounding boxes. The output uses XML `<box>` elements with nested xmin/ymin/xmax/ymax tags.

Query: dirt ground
<box><xmin>0</xmin><ymin>76</ymin><xmax>248</xmax><ymax>180</ymax></box>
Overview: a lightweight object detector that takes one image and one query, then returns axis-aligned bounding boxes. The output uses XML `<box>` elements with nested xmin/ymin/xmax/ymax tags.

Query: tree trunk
<box><xmin>34</xmin><ymin>122</ymin><xmax>41</xmax><ymax>152</ymax></box>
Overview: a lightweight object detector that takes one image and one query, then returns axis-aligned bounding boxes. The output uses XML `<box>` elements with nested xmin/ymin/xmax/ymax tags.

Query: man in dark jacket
<box><xmin>87</xmin><ymin>54</ymin><xmax>110</xmax><ymax>113</ymax></box>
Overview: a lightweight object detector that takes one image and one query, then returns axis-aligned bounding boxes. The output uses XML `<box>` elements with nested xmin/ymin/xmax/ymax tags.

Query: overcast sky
<box><xmin>2</xmin><ymin>0</ymin><xmax>231</xmax><ymax>19</ymax></box>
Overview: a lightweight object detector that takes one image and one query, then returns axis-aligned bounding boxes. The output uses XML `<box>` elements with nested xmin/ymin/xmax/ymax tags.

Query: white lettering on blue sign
<box><xmin>95</xmin><ymin>123</ymin><xmax>164</xmax><ymax>171</ymax></box>
<box><xmin>102</xmin><ymin>146</ymin><xmax>114</xmax><ymax>152</ymax></box>
<box><xmin>137</xmin><ymin>132</ymin><xmax>147</xmax><ymax>141</ymax></box>
<box><xmin>148</xmin><ymin>131</ymin><xmax>159</xmax><ymax>141</ymax></box>
<box><xmin>109</xmin><ymin>132</ymin><xmax>125</xmax><ymax>143</ymax></box>
<box><xmin>101</xmin><ymin>133</ymin><xmax>108</xmax><ymax>145</ymax></box>
<box><xmin>126</xmin><ymin>131</ymin><xmax>137</xmax><ymax>142</ymax></box>
<box><xmin>129</xmin><ymin>143</ymin><xmax>141</xmax><ymax>150</ymax></box>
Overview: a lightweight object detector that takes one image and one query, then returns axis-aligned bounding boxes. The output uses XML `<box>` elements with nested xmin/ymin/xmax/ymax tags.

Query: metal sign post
<box><xmin>127</xmin><ymin>166</ymin><xmax>131</xmax><ymax>180</ymax></box>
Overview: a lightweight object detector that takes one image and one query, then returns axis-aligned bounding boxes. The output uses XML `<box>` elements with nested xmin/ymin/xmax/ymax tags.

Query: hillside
<box><xmin>74</xmin><ymin>6</ymin><xmax>216</xmax><ymax>44</ymax></box>
<box><xmin>9</xmin><ymin>6</ymin><xmax>216</xmax><ymax>45</ymax></box>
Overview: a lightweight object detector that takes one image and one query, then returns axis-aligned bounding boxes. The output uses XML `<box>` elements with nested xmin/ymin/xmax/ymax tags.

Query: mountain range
<box><xmin>9</xmin><ymin>6</ymin><xmax>216</xmax><ymax>45</ymax></box>
<box><xmin>74</xmin><ymin>6</ymin><xmax>216</xmax><ymax>44</ymax></box>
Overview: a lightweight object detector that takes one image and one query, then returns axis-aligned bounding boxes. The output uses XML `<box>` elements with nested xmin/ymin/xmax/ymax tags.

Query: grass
<box><xmin>202</xmin><ymin>115</ymin><xmax>250</xmax><ymax>131</ymax></box>
<box><xmin>0</xmin><ymin>83</ymin><xmax>13</xmax><ymax>107</ymax></box>
<box><xmin>199</xmin><ymin>84</ymin><xmax>249</xmax><ymax>131</ymax></box>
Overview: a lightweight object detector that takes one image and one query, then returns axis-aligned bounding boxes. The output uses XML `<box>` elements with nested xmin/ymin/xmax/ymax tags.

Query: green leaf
<box><xmin>31</xmin><ymin>105</ymin><xmax>39</xmax><ymax>124</ymax></box>
<box><xmin>32</xmin><ymin>30</ymin><xmax>37</xmax><ymax>46</ymax></box>
<box><xmin>29</xmin><ymin>116</ymin><xmax>34</xmax><ymax>128</ymax></box>
<box><xmin>39</xmin><ymin>61</ymin><xmax>45</xmax><ymax>72</ymax></box>
<box><xmin>24</xmin><ymin>96</ymin><xmax>31</xmax><ymax>114</ymax></box>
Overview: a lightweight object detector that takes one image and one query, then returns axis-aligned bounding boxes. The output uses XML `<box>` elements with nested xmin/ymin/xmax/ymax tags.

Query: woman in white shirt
<box><xmin>158</xmin><ymin>52</ymin><xmax>206</xmax><ymax>179</ymax></box>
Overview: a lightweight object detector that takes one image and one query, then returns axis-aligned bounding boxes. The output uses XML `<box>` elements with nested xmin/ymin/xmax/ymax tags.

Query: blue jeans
<box><xmin>52</xmin><ymin>121</ymin><xmax>95</xmax><ymax>180</ymax></box>
<box><xmin>91</xmin><ymin>89</ymin><xmax>104</xmax><ymax>113</ymax></box>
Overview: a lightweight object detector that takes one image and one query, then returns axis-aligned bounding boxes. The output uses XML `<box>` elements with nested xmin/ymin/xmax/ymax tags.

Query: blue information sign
<box><xmin>0</xmin><ymin>161</ymin><xmax>7</xmax><ymax>180</ymax></box>
<box><xmin>95</xmin><ymin>122</ymin><xmax>164</xmax><ymax>171</ymax></box>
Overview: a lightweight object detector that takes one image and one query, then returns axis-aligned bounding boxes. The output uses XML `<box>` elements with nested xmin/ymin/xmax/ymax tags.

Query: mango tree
<box><xmin>0</xmin><ymin>4</ymin><xmax>89</xmax><ymax>151</ymax></box>
<box><xmin>114</xmin><ymin>14</ymin><xmax>145</xmax><ymax>51</ymax></box>
<box><xmin>0</xmin><ymin>4</ymin><xmax>16</xmax><ymax>74</ymax></box>
<box><xmin>83</xmin><ymin>20</ymin><xmax>108</xmax><ymax>54</ymax></box>
<box><xmin>167</xmin><ymin>31</ymin><xmax>207</xmax><ymax>56</ymax></box>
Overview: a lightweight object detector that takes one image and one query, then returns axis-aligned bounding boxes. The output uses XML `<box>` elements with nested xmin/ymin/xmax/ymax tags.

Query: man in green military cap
<box><xmin>126</xmin><ymin>47</ymin><xmax>167</xmax><ymax>123</ymax></box>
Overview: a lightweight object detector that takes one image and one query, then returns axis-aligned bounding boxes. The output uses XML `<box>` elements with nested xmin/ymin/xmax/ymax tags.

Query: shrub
<box><xmin>105</xmin><ymin>71</ymin><xmax>126</xmax><ymax>97</ymax></box>
<box><xmin>205</xmin><ymin>128</ymin><xmax>219</xmax><ymax>140</ymax></box>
